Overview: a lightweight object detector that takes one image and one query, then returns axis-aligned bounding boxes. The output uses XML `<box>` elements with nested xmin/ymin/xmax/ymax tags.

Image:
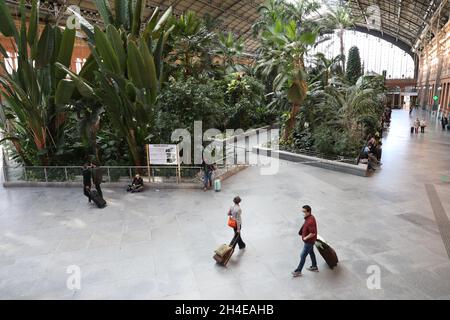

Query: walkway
<box><xmin>0</xmin><ymin>110</ymin><xmax>450</xmax><ymax>299</ymax></box>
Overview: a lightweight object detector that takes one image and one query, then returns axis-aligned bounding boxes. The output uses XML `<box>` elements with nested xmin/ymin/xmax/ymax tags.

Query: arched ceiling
<box><xmin>4</xmin><ymin>0</ymin><xmax>450</xmax><ymax>55</ymax></box>
<box><xmin>344</xmin><ymin>0</ymin><xmax>450</xmax><ymax>54</ymax></box>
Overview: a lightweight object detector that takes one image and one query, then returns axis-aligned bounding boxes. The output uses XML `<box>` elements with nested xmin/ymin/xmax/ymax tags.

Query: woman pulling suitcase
<box><xmin>228</xmin><ymin>196</ymin><xmax>246</xmax><ymax>250</ymax></box>
<box><xmin>213</xmin><ymin>196</ymin><xmax>246</xmax><ymax>266</ymax></box>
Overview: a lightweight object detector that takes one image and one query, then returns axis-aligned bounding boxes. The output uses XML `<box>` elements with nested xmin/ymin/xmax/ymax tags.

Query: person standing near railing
<box><xmin>82</xmin><ymin>163</ymin><xmax>92</xmax><ymax>203</ymax></box>
<box><xmin>91</xmin><ymin>161</ymin><xmax>103</xmax><ymax>198</ymax></box>
<box><xmin>202</xmin><ymin>160</ymin><xmax>216</xmax><ymax>192</ymax></box>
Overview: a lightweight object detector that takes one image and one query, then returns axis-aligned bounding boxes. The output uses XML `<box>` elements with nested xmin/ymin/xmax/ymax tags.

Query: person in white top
<box><xmin>228</xmin><ymin>196</ymin><xmax>246</xmax><ymax>250</ymax></box>
<box><xmin>420</xmin><ymin>119</ymin><xmax>426</xmax><ymax>133</ymax></box>
<box><xmin>414</xmin><ymin>118</ymin><xmax>420</xmax><ymax>134</ymax></box>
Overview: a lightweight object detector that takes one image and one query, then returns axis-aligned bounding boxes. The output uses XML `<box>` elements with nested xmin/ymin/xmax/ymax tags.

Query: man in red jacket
<box><xmin>292</xmin><ymin>205</ymin><xmax>318</xmax><ymax>277</ymax></box>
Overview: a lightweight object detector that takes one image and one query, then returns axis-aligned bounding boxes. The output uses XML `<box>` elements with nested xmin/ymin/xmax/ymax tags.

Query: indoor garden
<box><xmin>0</xmin><ymin>0</ymin><xmax>387</xmax><ymax>167</ymax></box>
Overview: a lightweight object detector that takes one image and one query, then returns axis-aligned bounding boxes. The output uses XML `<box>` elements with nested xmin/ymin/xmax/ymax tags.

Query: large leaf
<box><xmin>94</xmin><ymin>0</ymin><xmax>114</xmax><ymax>25</ymax></box>
<box><xmin>299</xmin><ymin>31</ymin><xmax>318</xmax><ymax>45</ymax></box>
<box><xmin>18</xmin><ymin>0</ymin><xmax>28</xmax><ymax>61</ymax></box>
<box><xmin>27</xmin><ymin>0</ymin><xmax>39</xmax><ymax>48</ymax></box>
<box><xmin>55</xmin><ymin>27</ymin><xmax>76</xmax><ymax>82</ymax></box>
<box><xmin>35</xmin><ymin>24</ymin><xmax>55</xmax><ymax>68</ymax></box>
<box><xmin>55</xmin><ymin>62</ymin><xmax>95</xmax><ymax>99</ymax></box>
<box><xmin>94</xmin><ymin>26</ymin><xmax>121</xmax><ymax>74</ymax></box>
<box><xmin>55</xmin><ymin>79</ymin><xmax>76</xmax><ymax>105</ymax></box>
<box><xmin>143</xmin><ymin>7</ymin><xmax>159</xmax><ymax>40</ymax></box>
<box><xmin>114</xmin><ymin>0</ymin><xmax>128</xmax><ymax>27</ymax></box>
<box><xmin>78</xmin><ymin>54</ymin><xmax>97</xmax><ymax>82</ymax></box>
<box><xmin>138</xmin><ymin>39</ymin><xmax>158</xmax><ymax>102</ymax></box>
<box><xmin>154</xmin><ymin>25</ymin><xmax>174</xmax><ymax>80</ymax></box>
<box><xmin>131</xmin><ymin>0</ymin><xmax>143</xmax><ymax>37</ymax></box>
<box><xmin>126</xmin><ymin>40</ymin><xmax>144</xmax><ymax>88</ymax></box>
<box><xmin>106</xmin><ymin>25</ymin><xmax>126</xmax><ymax>74</ymax></box>
<box><xmin>52</xmin><ymin>27</ymin><xmax>63</xmax><ymax>64</ymax></box>
<box><xmin>153</xmin><ymin>6</ymin><xmax>173</xmax><ymax>35</ymax></box>
<box><xmin>0</xmin><ymin>0</ymin><xmax>18</xmax><ymax>39</ymax></box>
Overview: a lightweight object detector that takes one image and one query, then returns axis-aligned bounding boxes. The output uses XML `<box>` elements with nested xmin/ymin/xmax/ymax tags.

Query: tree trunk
<box><xmin>128</xmin><ymin>129</ymin><xmax>142</xmax><ymax>167</ymax></box>
<box><xmin>90</xmin><ymin>119</ymin><xmax>100</xmax><ymax>163</ymax></box>
<box><xmin>340</xmin><ymin>28</ymin><xmax>345</xmax><ymax>73</ymax></box>
<box><xmin>283</xmin><ymin>103</ymin><xmax>300</xmax><ymax>141</ymax></box>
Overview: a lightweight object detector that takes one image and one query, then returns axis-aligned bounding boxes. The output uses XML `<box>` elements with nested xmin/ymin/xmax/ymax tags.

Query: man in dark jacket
<box><xmin>127</xmin><ymin>174</ymin><xmax>144</xmax><ymax>193</ymax></box>
<box><xmin>82</xmin><ymin>163</ymin><xmax>92</xmax><ymax>202</ymax></box>
<box><xmin>91</xmin><ymin>162</ymin><xmax>103</xmax><ymax>198</ymax></box>
<box><xmin>292</xmin><ymin>205</ymin><xmax>318</xmax><ymax>277</ymax></box>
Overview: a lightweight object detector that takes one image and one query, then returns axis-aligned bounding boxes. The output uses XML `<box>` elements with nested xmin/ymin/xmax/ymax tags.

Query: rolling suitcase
<box><xmin>90</xmin><ymin>190</ymin><xmax>106</xmax><ymax>208</ymax></box>
<box><xmin>213</xmin><ymin>244</ymin><xmax>234</xmax><ymax>265</ymax></box>
<box><xmin>315</xmin><ymin>236</ymin><xmax>338</xmax><ymax>269</ymax></box>
<box><xmin>214</xmin><ymin>179</ymin><xmax>221</xmax><ymax>192</ymax></box>
<box><xmin>213</xmin><ymin>233</ymin><xmax>239</xmax><ymax>266</ymax></box>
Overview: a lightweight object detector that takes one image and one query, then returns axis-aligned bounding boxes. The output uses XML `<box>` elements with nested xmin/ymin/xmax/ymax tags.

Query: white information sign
<box><xmin>148</xmin><ymin>144</ymin><xmax>178</xmax><ymax>165</ymax></box>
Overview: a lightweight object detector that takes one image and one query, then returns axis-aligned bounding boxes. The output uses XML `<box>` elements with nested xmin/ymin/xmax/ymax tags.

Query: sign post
<box><xmin>146</xmin><ymin>144</ymin><xmax>151</xmax><ymax>183</ymax></box>
<box><xmin>147</xmin><ymin>144</ymin><xmax>179</xmax><ymax>183</ymax></box>
<box><xmin>176</xmin><ymin>144</ymin><xmax>181</xmax><ymax>183</ymax></box>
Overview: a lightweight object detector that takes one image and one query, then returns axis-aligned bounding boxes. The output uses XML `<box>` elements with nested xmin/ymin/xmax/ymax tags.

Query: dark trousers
<box><xmin>421</xmin><ymin>126</ymin><xmax>425</xmax><ymax>133</ymax></box>
<box><xmin>95</xmin><ymin>183</ymin><xmax>103</xmax><ymax>197</ymax></box>
<box><xmin>232</xmin><ymin>227</ymin><xmax>246</xmax><ymax>249</ymax></box>
<box><xmin>127</xmin><ymin>184</ymin><xmax>143</xmax><ymax>192</ymax></box>
<box><xmin>204</xmin><ymin>171</ymin><xmax>212</xmax><ymax>188</ymax></box>
<box><xmin>295</xmin><ymin>242</ymin><xmax>317</xmax><ymax>273</ymax></box>
<box><xmin>83</xmin><ymin>185</ymin><xmax>91</xmax><ymax>202</ymax></box>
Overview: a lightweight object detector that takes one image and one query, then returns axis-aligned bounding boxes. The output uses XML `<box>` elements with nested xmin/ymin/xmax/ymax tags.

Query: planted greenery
<box><xmin>0</xmin><ymin>0</ymin><xmax>386</xmax><ymax>168</ymax></box>
<box><xmin>346</xmin><ymin>46</ymin><xmax>362</xmax><ymax>85</ymax></box>
<box><xmin>57</xmin><ymin>3</ymin><xmax>174</xmax><ymax>167</ymax></box>
<box><xmin>254</xmin><ymin>0</ymin><xmax>325</xmax><ymax>142</ymax></box>
<box><xmin>156</xmin><ymin>77</ymin><xmax>226</xmax><ymax>143</ymax></box>
<box><xmin>0</xmin><ymin>0</ymin><xmax>76</xmax><ymax>165</ymax></box>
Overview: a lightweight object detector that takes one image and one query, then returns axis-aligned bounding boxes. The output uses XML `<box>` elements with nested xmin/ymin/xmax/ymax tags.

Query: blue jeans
<box><xmin>295</xmin><ymin>242</ymin><xmax>317</xmax><ymax>272</ymax></box>
<box><xmin>203</xmin><ymin>171</ymin><xmax>212</xmax><ymax>188</ymax></box>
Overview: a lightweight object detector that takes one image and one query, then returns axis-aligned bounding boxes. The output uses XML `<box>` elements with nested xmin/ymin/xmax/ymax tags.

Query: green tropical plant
<box><xmin>346</xmin><ymin>46</ymin><xmax>362</xmax><ymax>85</ymax></box>
<box><xmin>57</xmin><ymin>3</ymin><xmax>174</xmax><ymax>167</ymax></box>
<box><xmin>323</xmin><ymin>4</ymin><xmax>354</xmax><ymax>72</ymax></box>
<box><xmin>318</xmin><ymin>74</ymin><xmax>385</xmax><ymax>137</ymax></box>
<box><xmin>255</xmin><ymin>0</ymin><xmax>323</xmax><ymax>142</ymax></box>
<box><xmin>310</xmin><ymin>53</ymin><xmax>344</xmax><ymax>86</ymax></box>
<box><xmin>216</xmin><ymin>32</ymin><xmax>244</xmax><ymax>73</ymax></box>
<box><xmin>224</xmin><ymin>73</ymin><xmax>267</xmax><ymax>129</ymax></box>
<box><xmin>0</xmin><ymin>0</ymin><xmax>76</xmax><ymax>165</ymax></box>
<box><xmin>166</xmin><ymin>11</ymin><xmax>217</xmax><ymax>79</ymax></box>
<box><xmin>289</xmin><ymin>69</ymin><xmax>386</xmax><ymax>158</ymax></box>
<box><xmin>156</xmin><ymin>77</ymin><xmax>226</xmax><ymax>142</ymax></box>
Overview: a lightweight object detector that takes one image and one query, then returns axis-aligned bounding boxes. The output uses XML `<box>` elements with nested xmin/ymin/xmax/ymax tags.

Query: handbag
<box><xmin>228</xmin><ymin>216</ymin><xmax>237</xmax><ymax>228</ymax></box>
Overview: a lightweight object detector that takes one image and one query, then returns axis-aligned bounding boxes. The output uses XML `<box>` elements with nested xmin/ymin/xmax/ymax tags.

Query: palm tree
<box><xmin>324</xmin><ymin>3</ymin><xmax>354</xmax><ymax>73</ymax></box>
<box><xmin>255</xmin><ymin>0</ymin><xmax>323</xmax><ymax>141</ymax></box>
<box><xmin>166</xmin><ymin>11</ymin><xmax>216</xmax><ymax>78</ymax></box>
<box><xmin>310</xmin><ymin>53</ymin><xmax>344</xmax><ymax>87</ymax></box>
<box><xmin>317</xmin><ymin>74</ymin><xmax>386</xmax><ymax>136</ymax></box>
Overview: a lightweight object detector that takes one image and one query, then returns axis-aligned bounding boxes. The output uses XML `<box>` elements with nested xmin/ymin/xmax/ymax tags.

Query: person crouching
<box><xmin>127</xmin><ymin>174</ymin><xmax>144</xmax><ymax>193</ymax></box>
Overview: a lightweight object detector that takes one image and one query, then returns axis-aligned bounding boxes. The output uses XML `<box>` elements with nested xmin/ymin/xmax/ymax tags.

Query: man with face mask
<box><xmin>292</xmin><ymin>205</ymin><xmax>318</xmax><ymax>277</ymax></box>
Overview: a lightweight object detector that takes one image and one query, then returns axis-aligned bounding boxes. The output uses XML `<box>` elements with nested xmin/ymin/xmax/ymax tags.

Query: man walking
<box><xmin>292</xmin><ymin>205</ymin><xmax>318</xmax><ymax>277</ymax></box>
<box><xmin>91</xmin><ymin>161</ymin><xmax>103</xmax><ymax>198</ymax></box>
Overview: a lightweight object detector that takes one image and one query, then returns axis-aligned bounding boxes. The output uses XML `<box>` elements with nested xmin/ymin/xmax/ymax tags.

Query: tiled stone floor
<box><xmin>0</xmin><ymin>109</ymin><xmax>450</xmax><ymax>299</ymax></box>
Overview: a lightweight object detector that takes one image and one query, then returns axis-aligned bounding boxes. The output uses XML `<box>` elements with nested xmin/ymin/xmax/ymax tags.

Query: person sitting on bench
<box><xmin>127</xmin><ymin>174</ymin><xmax>144</xmax><ymax>193</ymax></box>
